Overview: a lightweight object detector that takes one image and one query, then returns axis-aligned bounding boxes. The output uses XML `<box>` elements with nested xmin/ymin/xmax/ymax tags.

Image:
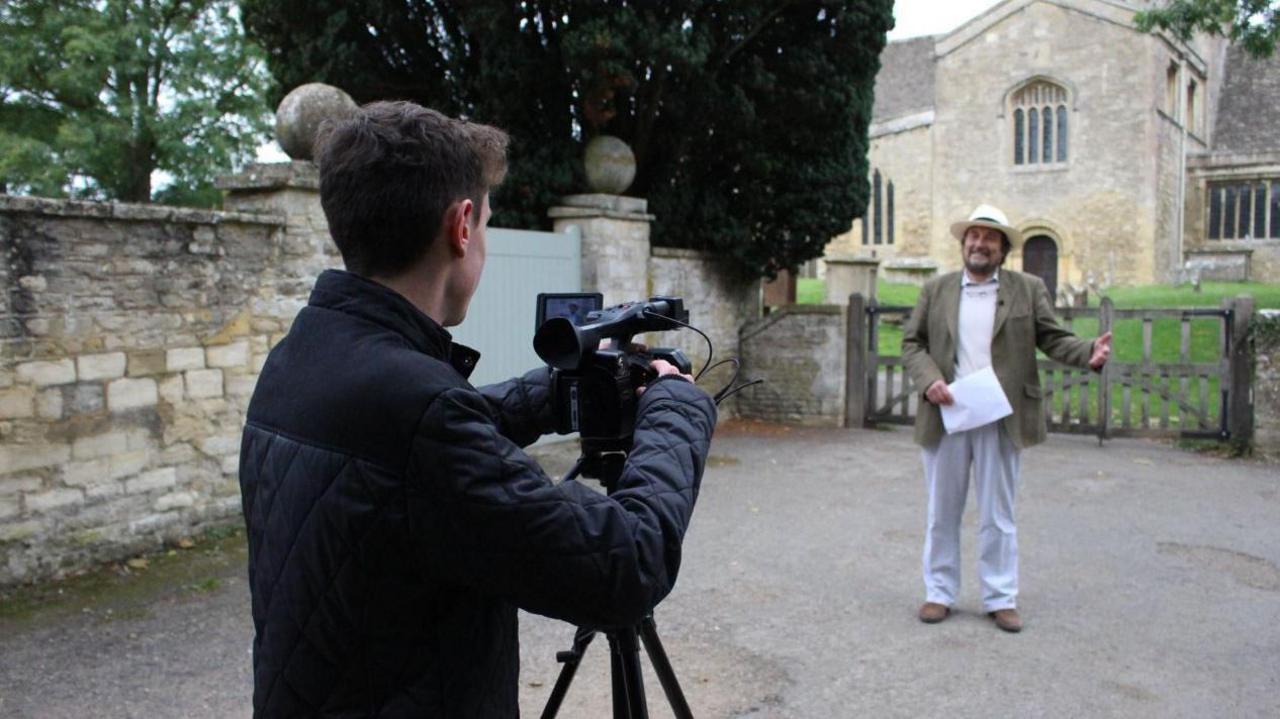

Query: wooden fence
<box><xmin>845</xmin><ymin>294</ymin><xmax>1255</xmax><ymax>445</ymax></box>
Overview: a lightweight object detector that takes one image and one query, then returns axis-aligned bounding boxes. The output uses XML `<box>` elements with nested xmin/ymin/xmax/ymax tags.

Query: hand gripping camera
<box><xmin>533</xmin><ymin>295</ymin><xmax>692</xmax><ymax>453</ymax></box>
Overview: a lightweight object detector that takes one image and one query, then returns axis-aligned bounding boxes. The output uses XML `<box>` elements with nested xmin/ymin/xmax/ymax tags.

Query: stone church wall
<box><xmin>1183</xmin><ymin>153</ymin><xmax>1280</xmax><ymax>282</ymax></box>
<box><xmin>929</xmin><ymin>1</ymin><xmax>1170</xmax><ymax>287</ymax></box>
<box><xmin>827</xmin><ymin>123</ymin><xmax>935</xmax><ymax>269</ymax></box>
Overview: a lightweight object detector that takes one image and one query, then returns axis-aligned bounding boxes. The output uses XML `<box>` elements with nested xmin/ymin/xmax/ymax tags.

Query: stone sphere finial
<box><xmin>275</xmin><ymin>83</ymin><xmax>359</xmax><ymax>161</ymax></box>
<box><xmin>583</xmin><ymin>135</ymin><xmax>636</xmax><ymax>195</ymax></box>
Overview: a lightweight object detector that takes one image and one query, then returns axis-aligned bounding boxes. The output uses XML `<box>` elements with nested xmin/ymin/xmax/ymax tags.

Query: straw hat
<box><xmin>949</xmin><ymin>204</ymin><xmax>1022</xmax><ymax>246</ymax></box>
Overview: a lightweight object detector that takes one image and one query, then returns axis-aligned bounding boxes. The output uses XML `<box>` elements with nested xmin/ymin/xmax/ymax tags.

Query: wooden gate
<box><xmin>844</xmin><ymin>294</ymin><xmax>1255</xmax><ymax>444</ymax></box>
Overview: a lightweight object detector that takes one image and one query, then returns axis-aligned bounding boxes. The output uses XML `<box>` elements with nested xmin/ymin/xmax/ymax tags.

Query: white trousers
<box><xmin>921</xmin><ymin>422</ymin><xmax>1021</xmax><ymax>612</ymax></box>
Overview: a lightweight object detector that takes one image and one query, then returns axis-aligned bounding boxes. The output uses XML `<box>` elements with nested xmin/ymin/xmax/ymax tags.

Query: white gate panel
<box><xmin>451</xmin><ymin>226</ymin><xmax>582</xmax><ymax>387</ymax></box>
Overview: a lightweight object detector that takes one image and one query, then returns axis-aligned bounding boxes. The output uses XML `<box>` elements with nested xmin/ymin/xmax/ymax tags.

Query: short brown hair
<box><xmin>315</xmin><ymin>101</ymin><xmax>509</xmax><ymax>277</ymax></box>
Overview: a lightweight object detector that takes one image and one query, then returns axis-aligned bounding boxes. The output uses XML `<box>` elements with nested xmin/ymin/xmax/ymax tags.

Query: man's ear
<box><xmin>445</xmin><ymin>199</ymin><xmax>475</xmax><ymax>258</ymax></box>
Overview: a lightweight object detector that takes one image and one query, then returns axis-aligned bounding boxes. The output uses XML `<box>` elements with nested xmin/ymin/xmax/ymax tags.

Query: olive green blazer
<box><xmin>901</xmin><ymin>270</ymin><xmax>1095</xmax><ymax>449</ymax></box>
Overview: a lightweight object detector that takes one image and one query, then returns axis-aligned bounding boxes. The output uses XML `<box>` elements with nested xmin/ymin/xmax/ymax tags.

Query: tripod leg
<box><xmin>541</xmin><ymin>627</ymin><xmax>597</xmax><ymax>719</ymax></box>
<box><xmin>638</xmin><ymin>617</ymin><xmax>694</xmax><ymax>719</ymax></box>
<box><xmin>608</xmin><ymin>627</ymin><xmax>649</xmax><ymax>719</ymax></box>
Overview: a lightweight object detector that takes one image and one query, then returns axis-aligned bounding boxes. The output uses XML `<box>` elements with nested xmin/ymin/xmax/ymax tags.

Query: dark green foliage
<box><xmin>0</xmin><ymin>0</ymin><xmax>272</xmax><ymax>205</ymax></box>
<box><xmin>1135</xmin><ymin>0</ymin><xmax>1279</xmax><ymax>58</ymax></box>
<box><xmin>241</xmin><ymin>0</ymin><xmax>893</xmax><ymax>278</ymax></box>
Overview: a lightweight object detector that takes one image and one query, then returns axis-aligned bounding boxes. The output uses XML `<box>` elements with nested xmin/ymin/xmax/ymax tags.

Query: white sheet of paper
<box><xmin>940</xmin><ymin>366</ymin><xmax>1014</xmax><ymax>434</ymax></box>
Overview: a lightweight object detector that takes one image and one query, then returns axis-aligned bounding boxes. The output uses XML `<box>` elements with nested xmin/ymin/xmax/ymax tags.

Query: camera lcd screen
<box><xmin>536</xmin><ymin>293</ymin><xmax>603</xmax><ymax>331</ymax></box>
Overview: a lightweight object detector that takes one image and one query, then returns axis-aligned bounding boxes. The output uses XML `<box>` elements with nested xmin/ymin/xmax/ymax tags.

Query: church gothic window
<box><xmin>861</xmin><ymin>168</ymin><xmax>894</xmax><ymax>245</ymax></box>
<box><xmin>1207</xmin><ymin>180</ymin><xmax>1280</xmax><ymax>240</ymax></box>
<box><xmin>1011</xmin><ymin>79</ymin><xmax>1069</xmax><ymax>166</ymax></box>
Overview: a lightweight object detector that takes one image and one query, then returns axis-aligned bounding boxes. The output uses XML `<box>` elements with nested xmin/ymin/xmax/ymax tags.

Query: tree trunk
<box><xmin>122</xmin><ymin>139</ymin><xmax>154</xmax><ymax>203</ymax></box>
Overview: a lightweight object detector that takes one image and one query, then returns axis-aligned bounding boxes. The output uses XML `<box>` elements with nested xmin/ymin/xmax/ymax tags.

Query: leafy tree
<box><xmin>1135</xmin><ymin>0</ymin><xmax>1280</xmax><ymax>58</ymax></box>
<box><xmin>241</xmin><ymin>0</ymin><xmax>893</xmax><ymax>279</ymax></box>
<box><xmin>0</xmin><ymin>0</ymin><xmax>273</xmax><ymax>206</ymax></box>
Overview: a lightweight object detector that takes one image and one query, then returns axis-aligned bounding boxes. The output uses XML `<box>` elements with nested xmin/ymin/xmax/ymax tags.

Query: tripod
<box><xmin>540</xmin><ymin>443</ymin><xmax>695</xmax><ymax>719</ymax></box>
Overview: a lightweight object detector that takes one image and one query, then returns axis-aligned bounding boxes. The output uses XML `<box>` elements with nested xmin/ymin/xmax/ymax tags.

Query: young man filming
<box><xmin>239</xmin><ymin>101</ymin><xmax>716</xmax><ymax>717</ymax></box>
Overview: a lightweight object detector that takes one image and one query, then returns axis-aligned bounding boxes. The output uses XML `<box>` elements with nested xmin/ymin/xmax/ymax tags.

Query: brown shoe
<box><xmin>918</xmin><ymin>602</ymin><xmax>950</xmax><ymax>623</ymax></box>
<box><xmin>989</xmin><ymin>608</ymin><xmax>1023</xmax><ymax>633</ymax></box>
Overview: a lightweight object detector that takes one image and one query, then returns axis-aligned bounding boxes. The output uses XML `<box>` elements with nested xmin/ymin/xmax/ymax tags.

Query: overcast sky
<box><xmin>888</xmin><ymin>0</ymin><xmax>1003</xmax><ymax>40</ymax></box>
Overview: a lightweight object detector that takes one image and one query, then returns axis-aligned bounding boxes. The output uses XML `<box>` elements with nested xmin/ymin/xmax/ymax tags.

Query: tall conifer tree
<box><xmin>243</xmin><ymin>0</ymin><xmax>893</xmax><ymax>278</ymax></box>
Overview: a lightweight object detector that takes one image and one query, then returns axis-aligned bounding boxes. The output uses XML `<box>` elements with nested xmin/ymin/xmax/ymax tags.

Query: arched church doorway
<box><xmin>1022</xmin><ymin>235</ymin><xmax>1058</xmax><ymax>300</ymax></box>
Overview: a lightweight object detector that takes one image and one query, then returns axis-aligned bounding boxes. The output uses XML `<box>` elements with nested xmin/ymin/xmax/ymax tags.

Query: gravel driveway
<box><xmin>2</xmin><ymin>421</ymin><xmax>1277</xmax><ymax>718</ymax></box>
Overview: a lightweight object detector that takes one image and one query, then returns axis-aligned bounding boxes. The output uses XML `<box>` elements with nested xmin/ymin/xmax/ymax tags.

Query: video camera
<box><xmin>533</xmin><ymin>293</ymin><xmax>692</xmax><ymax>452</ymax></box>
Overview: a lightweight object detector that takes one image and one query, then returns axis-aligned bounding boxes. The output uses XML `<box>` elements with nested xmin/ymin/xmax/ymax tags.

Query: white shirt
<box><xmin>956</xmin><ymin>269</ymin><xmax>998</xmax><ymax>379</ymax></box>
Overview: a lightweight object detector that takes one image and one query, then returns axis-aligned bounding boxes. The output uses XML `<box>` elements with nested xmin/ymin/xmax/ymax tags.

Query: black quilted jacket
<box><xmin>239</xmin><ymin>269</ymin><xmax>716</xmax><ymax>718</ymax></box>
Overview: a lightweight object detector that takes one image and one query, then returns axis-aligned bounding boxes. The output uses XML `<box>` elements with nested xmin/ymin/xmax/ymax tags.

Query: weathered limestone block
<box><xmin>126</xmin><ymin>350</ymin><xmax>167</xmax><ymax>377</ymax></box>
<box><xmin>155</xmin><ymin>491</ymin><xmax>195</xmax><ymax>512</ymax></box>
<box><xmin>0</xmin><ymin>476</ymin><xmax>42</xmax><ymax>496</ymax></box>
<box><xmin>226</xmin><ymin>375</ymin><xmax>258</xmax><ymax>397</ymax></box>
<box><xmin>158</xmin><ymin>375</ymin><xmax>184</xmax><ymax>404</ymax></box>
<box><xmin>87</xmin><ymin>482</ymin><xmax>124</xmax><ymax>500</ymax></box>
<box><xmin>185</xmin><ymin>369</ymin><xmax>224</xmax><ymax>399</ymax></box>
<box><xmin>36</xmin><ymin>389</ymin><xmax>63</xmax><ymax>419</ymax></box>
<box><xmin>199</xmin><ymin>434</ymin><xmax>240</xmax><ymax>458</ymax></box>
<box><xmin>157</xmin><ymin>443</ymin><xmax>196</xmax><ymax>465</ymax></box>
<box><xmin>0</xmin><ymin>520</ymin><xmax>41</xmax><ymax>543</ymax></box>
<box><xmin>72</xmin><ymin>431</ymin><xmax>130</xmax><ymax>461</ymax></box>
<box><xmin>62</xmin><ymin>458</ymin><xmax>112</xmax><ymax>487</ymax></box>
<box><xmin>107</xmin><ymin>378</ymin><xmax>158</xmax><ymax>411</ymax></box>
<box><xmin>125</xmin><ymin>427</ymin><xmax>154</xmax><ymax>452</ymax></box>
<box><xmin>0</xmin><ymin>387</ymin><xmax>36</xmax><ymax>419</ymax></box>
<box><xmin>166</xmin><ymin>347</ymin><xmax>205</xmax><ymax>371</ymax></box>
<box><xmin>76</xmin><ymin>352</ymin><xmax>127</xmax><ymax>381</ymax></box>
<box><xmin>65</xmin><ymin>383</ymin><xmax>104</xmax><ymax>415</ymax></box>
<box><xmin>128</xmin><ymin>512</ymin><xmax>180</xmax><ymax>535</ymax></box>
<box><xmin>110</xmin><ymin>451</ymin><xmax>149</xmax><ymax>480</ymax></box>
<box><xmin>125</xmin><ymin>467</ymin><xmax>176</xmax><ymax>495</ymax></box>
<box><xmin>26</xmin><ymin>488</ymin><xmax>84</xmax><ymax>514</ymax></box>
<box><xmin>0</xmin><ymin>442</ymin><xmax>71</xmax><ymax>475</ymax></box>
<box><xmin>206</xmin><ymin>341</ymin><xmax>249</xmax><ymax>368</ymax></box>
<box><xmin>18</xmin><ymin>275</ymin><xmax>48</xmax><ymax>292</ymax></box>
<box><xmin>17</xmin><ymin>359</ymin><xmax>76</xmax><ymax>387</ymax></box>
<box><xmin>549</xmin><ymin>195</ymin><xmax>653</xmax><ymax>308</ymax></box>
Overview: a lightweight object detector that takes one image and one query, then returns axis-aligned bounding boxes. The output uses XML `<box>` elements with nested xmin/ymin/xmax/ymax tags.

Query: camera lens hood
<box><xmin>534</xmin><ymin>317</ymin><xmax>600</xmax><ymax>371</ymax></box>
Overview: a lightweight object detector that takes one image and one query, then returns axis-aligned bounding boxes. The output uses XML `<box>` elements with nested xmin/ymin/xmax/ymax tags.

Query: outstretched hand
<box><xmin>1089</xmin><ymin>331</ymin><xmax>1113</xmax><ymax>370</ymax></box>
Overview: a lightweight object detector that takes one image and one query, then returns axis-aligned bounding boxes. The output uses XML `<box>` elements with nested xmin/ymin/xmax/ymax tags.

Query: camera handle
<box><xmin>543</xmin><ymin>442</ymin><xmax>695</xmax><ymax>719</ymax></box>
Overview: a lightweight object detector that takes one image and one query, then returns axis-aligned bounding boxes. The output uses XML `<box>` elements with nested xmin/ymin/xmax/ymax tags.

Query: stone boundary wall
<box><xmin>648</xmin><ymin>247</ymin><xmax>759</xmax><ymax>415</ymax></box>
<box><xmin>0</xmin><ymin>171</ymin><xmax>766</xmax><ymax>585</ymax></box>
<box><xmin>0</xmin><ymin>189</ymin><xmax>332</xmax><ymax>585</ymax></box>
<box><xmin>1254</xmin><ymin>311</ymin><xmax>1280</xmax><ymax>459</ymax></box>
<box><xmin>736</xmin><ymin>306</ymin><xmax>846</xmax><ymax>426</ymax></box>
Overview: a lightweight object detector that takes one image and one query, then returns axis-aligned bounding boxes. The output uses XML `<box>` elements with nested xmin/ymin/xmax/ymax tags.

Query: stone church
<box><xmin>825</xmin><ymin>0</ymin><xmax>1280</xmax><ymax>297</ymax></box>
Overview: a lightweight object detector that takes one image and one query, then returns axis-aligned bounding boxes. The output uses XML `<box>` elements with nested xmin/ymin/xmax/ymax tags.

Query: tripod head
<box><xmin>564</xmin><ymin>437</ymin><xmax>630</xmax><ymax>493</ymax></box>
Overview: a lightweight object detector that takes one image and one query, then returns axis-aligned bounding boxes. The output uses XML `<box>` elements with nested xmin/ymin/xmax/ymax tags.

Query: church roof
<box><xmin>1212</xmin><ymin>44</ymin><xmax>1280</xmax><ymax>155</ymax></box>
<box><xmin>871</xmin><ymin>36</ymin><xmax>937</xmax><ymax>123</ymax></box>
